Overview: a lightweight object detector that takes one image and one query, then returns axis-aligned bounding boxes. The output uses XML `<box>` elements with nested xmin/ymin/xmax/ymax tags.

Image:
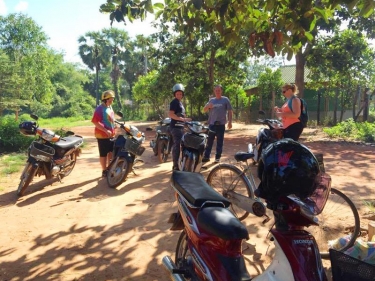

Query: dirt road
<box><xmin>1</xmin><ymin>122</ymin><xmax>374</xmax><ymax>280</ymax></box>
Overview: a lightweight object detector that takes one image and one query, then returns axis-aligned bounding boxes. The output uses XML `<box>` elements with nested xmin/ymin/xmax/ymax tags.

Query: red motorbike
<box><xmin>163</xmin><ymin>167</ymin><xmax>331</xmax><ymax>280</ymax></box>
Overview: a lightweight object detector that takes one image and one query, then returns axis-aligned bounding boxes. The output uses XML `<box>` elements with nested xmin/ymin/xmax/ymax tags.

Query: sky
<box><xmin>0</xmin><ymin>0</ymin><xmax>157</xmax><ymax>64</ymax></box>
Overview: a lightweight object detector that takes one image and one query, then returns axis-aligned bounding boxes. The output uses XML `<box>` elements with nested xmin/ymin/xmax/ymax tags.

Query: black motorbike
<box><xmin>150</xmin><ymin>117</ymin><xmax>173</xmax><ymax>163</ymax></box>
<box><xmin>18</xmin><ymin>114</ymin><xmax>84</xmax><ymax>196</ymax></box>
<box><xmin>249</xmin><ymin>110</ymin><xmax>284</xmax><ymax>163</ymax></box>
<box><xmin>178</xmin><ymin>121</ymin><xmax>209</xmax><ymax>172</ymax></box>
<box><xmin>106</xmin><ymin>113</ymin><xmax>146</xmax><ymax>189</ymax></box>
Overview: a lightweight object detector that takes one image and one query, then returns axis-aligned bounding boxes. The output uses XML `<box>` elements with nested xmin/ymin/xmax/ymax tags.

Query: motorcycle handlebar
<box><xmin>256</xmin><ymin>118</ymin><xmax>283</xmax><ymax>129</ymax></box>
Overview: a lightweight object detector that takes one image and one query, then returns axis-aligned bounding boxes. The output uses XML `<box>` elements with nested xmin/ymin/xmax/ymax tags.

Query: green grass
<box><xmin>0</xmin><ymin>153</ymin><xmax>27</xmax><ymax>176</ymax></box>
<box><xmin>37</xmin><ymin>118</ymin><xmax>92</xmax><ymax>130</ymax></box>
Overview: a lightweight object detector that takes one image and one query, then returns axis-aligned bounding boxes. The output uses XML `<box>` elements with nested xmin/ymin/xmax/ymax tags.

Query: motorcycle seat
<box><xmin>234</xmin><ymin>151</ymin><xmax>254</xmax><ymax>162</ymax></box>
<box><xmin>171</xmin><ymin>171</ymin><xmax>230</xmax><ymax>208</ymax></box>
<box><xmin>55</xmin><ymin>136</ymin><xmax>83</xmax><ymax>149</ymax></box>
<box><xmin>197</xmin><ymin>206</ymin><xmax>249</xmax><ymax>240</ymax></box>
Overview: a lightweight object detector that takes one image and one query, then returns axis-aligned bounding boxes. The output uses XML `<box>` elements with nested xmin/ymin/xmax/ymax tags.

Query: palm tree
<box><xmin>78</xmin><ymin>31</ymin><xmax>111</xmax><ymax>106</ymax></box>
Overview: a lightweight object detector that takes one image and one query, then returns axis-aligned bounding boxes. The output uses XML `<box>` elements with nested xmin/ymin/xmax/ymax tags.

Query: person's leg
<box><xmin>283</xmin><ymin>122</ymin><xmax>304</xmax><ymax>141</ymax></box>
<box><xmin>203</xmin><ymin>124</ymin><xmax>215</xmax><ymax>160</ymax></box>
<box><xmin>171</xmin><ymin>127</ymin><xmax>183</xmax><ymax>169</ymax></box>
<box><xmin>98</xmin><ymin>138</ymin><xmax>113</xmax><ymax>176</ymax></box>
<box><xmin>215</xmin><ymin>125</ymin><xmax>225</xmax><ymax>160</ymax></box>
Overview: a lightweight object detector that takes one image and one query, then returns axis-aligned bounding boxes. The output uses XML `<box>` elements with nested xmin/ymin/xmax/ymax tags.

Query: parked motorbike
<box><xmin>106</xmin><ymin>113</ymin><xmax>146</xmax><ymax>189</ymax></box>
<box><xmin>17</xmin><ymin>114</ymin><xmax>84</xmax><ymax>197</ymax></box>
<box><xmin>178</xmin><ymin>121</ymin><xmax>209</xmax><ymax>172</ymax></box>
<box><xmin>150</xmin><ymin>117</ymin><xmax>173</xmax><ymax>163</ymax></box>
<box><xmin>248</xmin><ymin>110</ymin><xmax>284</xmax><ymax>163</ymax></box>
<box><xmin>163</xmin><ymin>168</ymin><xmax>331</xmax><ymax>281</ymax></box>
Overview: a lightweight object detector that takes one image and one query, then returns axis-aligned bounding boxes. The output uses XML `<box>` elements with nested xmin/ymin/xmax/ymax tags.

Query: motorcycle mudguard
<box><xmin>267</xmin><ymin>230</ymin><xmax>327</xmax><ymax>281</ymax></box>
<box><xmin>114</xmin><ymin>151</ymin><xmax>134</xmax><ymax>163</ymax></box>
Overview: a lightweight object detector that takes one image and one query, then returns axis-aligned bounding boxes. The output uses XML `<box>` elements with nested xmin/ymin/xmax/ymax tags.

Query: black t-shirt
<box><xmin>169</xmin><ymin>98</ymin><xmax>185</xmax><ymax>128</ymax></box>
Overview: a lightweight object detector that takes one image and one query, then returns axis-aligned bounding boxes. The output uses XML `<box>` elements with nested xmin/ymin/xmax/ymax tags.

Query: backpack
<box><xmin>287</xmin><ymin>96</ymin><xmax>309</xmax><ymax>128</ymax></box>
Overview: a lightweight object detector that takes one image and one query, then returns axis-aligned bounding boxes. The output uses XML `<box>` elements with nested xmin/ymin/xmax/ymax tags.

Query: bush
<box><xmin>0</xmin><ymin>115</ymin><xmax>34</xmax><ymax>153</ymax></box>
<box><xmin>323</xmin><ymin>118</ymin><xmax>375</xmax><ymax>142</ymax></box>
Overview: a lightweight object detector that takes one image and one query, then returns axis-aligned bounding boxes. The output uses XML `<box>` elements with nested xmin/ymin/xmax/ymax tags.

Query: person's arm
<box><xmin>227</xmin><ymin>109</ymin><xmax>233</xmax><ymax>129</ymax></box>
<box><xmin>169</xmin><ymin>110</ymin><xmax>187</xmax><ymax>122</ymax></box>
<box><xmin>92</xmin><ymin>121</ymin><xmax>112</xmax><ymax>137</ymax></box>
<box><xmin>203</xmin><ymin>102</ymin><xmax>213</xmax><ymax>113</ymax></box>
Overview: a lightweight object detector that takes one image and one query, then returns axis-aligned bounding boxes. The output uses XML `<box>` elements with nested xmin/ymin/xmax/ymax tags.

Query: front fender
<box><xmin>114</xmin><ymin>151</ymin><xmax>134</xmax><ymax>163</ymax></box>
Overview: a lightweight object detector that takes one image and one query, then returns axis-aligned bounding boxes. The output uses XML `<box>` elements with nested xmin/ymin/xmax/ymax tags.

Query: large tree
<box><xmin>99</xmin><ymin>0</ymin><xmax>374</xmax><ymax>97</ymax></box>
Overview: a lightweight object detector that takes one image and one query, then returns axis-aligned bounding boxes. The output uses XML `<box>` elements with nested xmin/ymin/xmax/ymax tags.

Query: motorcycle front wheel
<box><xmin>17</xmin><ymin>163</ymin><xmax>37</xmax><ymax>197</ymax></box>
<box><xmin>157</xmin><ymin>139</ymin><xmax>168</xmax><ymax>163</ymax></box>
<box><xmin>175</xmin><ymin>230</ymin><xmax>197</xmax><ymax>280</ymax></box>
<box><xmin>106</xmin><ymin>157</ymin><xmax>130</xmax><ymax>188</ymax></box>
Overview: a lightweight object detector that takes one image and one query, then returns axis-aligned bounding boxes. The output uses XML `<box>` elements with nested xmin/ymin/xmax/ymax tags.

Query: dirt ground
<box><xmin>1</xmin><ymin>121</ymin><xmax>375</xmax><ymax>281</ymax></box>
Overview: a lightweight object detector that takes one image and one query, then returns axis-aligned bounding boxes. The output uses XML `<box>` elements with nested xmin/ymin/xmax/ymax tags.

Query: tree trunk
<box><xmin>95</xmin><ymin>68</ymin><xmax>100</xmax><ymax>106</ymax></box>
<box><xmin>295</xmin><ymin>51</ymin><xmax>305</xmax><ymax>98</ymax></box>
<box><xmin>334</xmin><ymin>89</ymin><xmax>339</xmax><ymax>125</ymax></box>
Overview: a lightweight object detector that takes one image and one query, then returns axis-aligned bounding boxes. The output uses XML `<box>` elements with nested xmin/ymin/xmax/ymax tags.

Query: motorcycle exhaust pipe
<box><xmin>162</xmin><ymin>256</ymin><xmax>186</xmax><ymax>281</ymax></box>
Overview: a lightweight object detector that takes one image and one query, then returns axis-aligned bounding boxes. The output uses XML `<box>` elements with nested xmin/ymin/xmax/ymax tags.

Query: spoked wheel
<box><xmin>61</xmin><ymin>153</ymin><xmax>77</xmax><ymax>177</ymax></box>
<box><xmin>17</xmin><ymin>163</ymin><xmax>37</xmax><ymax>197</ymax></box>
<box><xmin>307</xmin><ymin>188</ymin><xmax>360</xmax><ymax>259</ymax></box>
<box><xmin>157</xmin><ymin>140</ymin><xmax>169</xmax><ymax>163</ymax></box>
<box><xmin>175</xmin><ymin>230</ymin><xmax>198</xmax><ymax>280</ymax></box>
<box><xmin>106</xmin><ymin>157</ymin><xmax>130</xmax><ymax>188</ymax></box>
<box><xmin>206</xmin><ymin>164</ymin><xmax>254</xmax><ymax>221</ymax></box>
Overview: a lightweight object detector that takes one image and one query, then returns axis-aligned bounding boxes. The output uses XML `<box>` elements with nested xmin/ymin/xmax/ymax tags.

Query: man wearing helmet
<box><xmin>169</xmin><ymin>84</ymin><xmax>191</xmax><ymax>171</ymax></box>
<box><xmin>91</xmin><ymin>90</ymin><xmax>116</xmax><ymax>177</ymax></box>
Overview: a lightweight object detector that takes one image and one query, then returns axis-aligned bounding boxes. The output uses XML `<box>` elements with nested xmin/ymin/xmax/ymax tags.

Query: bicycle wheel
<box><xmin>308</xmin><ymin>187</ymin><xmax>360</xmax><ymax>259</ymax></box>
<box><xmin>206</xmin><ymin>164</ymin><xmax>254</xmax><ymax>221</ymax></box>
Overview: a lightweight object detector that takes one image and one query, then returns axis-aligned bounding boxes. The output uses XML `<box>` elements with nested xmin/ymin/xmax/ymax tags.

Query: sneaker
<box><xmin>214</xmin><ymin>158</ymin><xmax>220</xmax><ymax>163</ymax></box>
<box><xmin>202</xmin><ymin>157</ymin><xmax>210</xmax><ymax>163</ymax></box>
<box><xmin>102</xmin><ymin>170</ymin><xmax>108</xmax><ymax>177</ymax></box>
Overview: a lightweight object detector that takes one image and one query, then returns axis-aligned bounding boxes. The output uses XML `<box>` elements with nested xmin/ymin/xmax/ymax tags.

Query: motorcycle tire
<box><xmin>17</xmin><ymin>163</ymin><xmax>37</xmax><ymax>197</ymax></box>
<box><xmin>61</xmin><ymin>153</ymin><xmax>77</xmax><ymax>178</ymax></box>
<box><xmin>175</xmin><ymin>230</ymin><xmax>197</xmax><ymax>279</ymax></box>
<box><xmin>182</xmin><ymin>153</ymin><xmax>195</xmax><ymax>172</ymax></box>
<box><xmin>157</xmin><ymin>140</ymin><xmax>169</xmax><ymax>163</ymax></box>
<box><xmin>106</xmin><ymin>157</ymin><xmax>130</xmax><ymax>189</ymax></box>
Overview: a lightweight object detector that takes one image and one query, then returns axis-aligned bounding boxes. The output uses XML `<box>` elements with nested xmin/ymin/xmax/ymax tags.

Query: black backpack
<box><xmin>287</xmin><ymin>96</ymin><xmax>308</xmax><ymax>128</ymax></box>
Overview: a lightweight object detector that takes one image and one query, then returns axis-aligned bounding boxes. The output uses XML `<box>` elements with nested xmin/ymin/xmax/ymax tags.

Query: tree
<box><xmin>78</xmin><ymin>31</ymin><xmax>111</xmax><ymax>106</ymax></box>
<box><xmin>99</xmin><ymin>0</ymin><xmax>374</xmax><ymax>98</ymax></box>
<box><xmin>306</xmin><ymin>29</ymin><xmax>375</xmax><ymax>123</ymax></box>
<box><xmin>0</xmin><ymin>13</ymin><xmax>55</xmax><ymax>117</ymax></box>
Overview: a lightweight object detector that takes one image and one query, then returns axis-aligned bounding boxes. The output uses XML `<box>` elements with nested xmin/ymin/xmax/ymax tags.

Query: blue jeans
<box><xmin>170</xmin><ymin>127</ymin><xmax>184</xmax><ymax>167</ymax></box>
<box><xmin>204</xmin><ymin>124</ymin><xmax>225</xmax><ymax>159</ymax></box>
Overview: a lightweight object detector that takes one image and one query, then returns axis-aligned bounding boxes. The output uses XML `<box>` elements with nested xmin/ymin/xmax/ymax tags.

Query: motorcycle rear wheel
<box><xmin>157</xmin><ymin>140</ymin><xmax>168</xmax><ymax>163</ymax></box>
<box><xmin>182</xmin><ymin>153</ymin><xmax>195</xmax><ymax>172</ymax></box>
<box><xmin>17</xmin><ymin>163</ymin><xmax>37</xmax><ymax>197</ymax></box>
<box><xmin>175</xmin><ymin>230</ymin><xmax>198</xmax><ymax>280</ymax></box>
<box><xmin>106</xmin><ymin>157</ymin><xmax>130</xmax><ymax>188</ymax></box>
<box><xmin>61</xmin><ymin>153</ymin><xmax>77</xmax><ymax>177</ymax></box>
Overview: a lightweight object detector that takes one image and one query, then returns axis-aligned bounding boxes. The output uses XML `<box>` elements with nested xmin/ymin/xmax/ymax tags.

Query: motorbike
<box><xmin>163</xmin><ymin>170</ymin><xmax>331</xmax><ymax>281</ymax></box>
<box><xmin>248</xmin><ymin>110</ymin><xmax>284</xmax><ymax>163</ymax></box>
<box><xmin>17</xmin><ymin>114</ymin><xmax>84</xmax><ymax>197</ymax></box>
<box><xmin>178</xmin><ymin>121</ymin><xmax>209</xmax><ymax>172</ymax></box>
<box><xmin>106</xmin><ymin>113</ymin><xmax>146</xmax><ymax>189</ymax></box>
<box><xmin>150</xmin><ymin>117</ymin><xmax>173</xmax><ymax>163</ymax></box>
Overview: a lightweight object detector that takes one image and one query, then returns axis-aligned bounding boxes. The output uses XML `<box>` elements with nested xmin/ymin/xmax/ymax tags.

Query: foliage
<box><xmin>0</xmin><ymin>114</ymin><xmax>34</xmax><ymax>153</ymax></box>
<box><xmin>256</xmin><ymin>68</ymin><xmax>284</xmax><ymax>112</ymax></box>
<box><xmin>100</xmin><ymin>0</ymin><xmax>374</xmax><ymax>59</ymax></box>
<box><xmin>323</xmin><ymin>118</ymin><xmax>375</xmax><ymax>142</ymax></box>
<box><xmin>306</xmin><ymin>29</ymin><xmax>375</xmax><ymax>123</ymax></box>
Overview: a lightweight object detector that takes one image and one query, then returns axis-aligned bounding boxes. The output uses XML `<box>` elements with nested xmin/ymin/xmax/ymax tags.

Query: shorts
<box><xmin>97</xmin><ymin>138</ymin><xmax>114</xmax><ymax>157</ymax></box>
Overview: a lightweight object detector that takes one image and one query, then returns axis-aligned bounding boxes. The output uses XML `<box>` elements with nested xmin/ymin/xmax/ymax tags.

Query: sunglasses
<box><xmin>282</xmin><ymin>89</ymin><xmax>290</xmax><ymax>93</ymax></box>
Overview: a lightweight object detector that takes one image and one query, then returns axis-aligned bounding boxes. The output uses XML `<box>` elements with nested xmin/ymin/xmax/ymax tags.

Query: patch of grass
<box><xmin>0</xmin><ymin>153</ymin><xmax>27</xmax><ymax>175</ymax></box>
<box><xmin>364</xmin><ymin>200</ymin><xmax>375</xmax><ymax>213</ymax></box>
